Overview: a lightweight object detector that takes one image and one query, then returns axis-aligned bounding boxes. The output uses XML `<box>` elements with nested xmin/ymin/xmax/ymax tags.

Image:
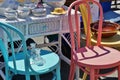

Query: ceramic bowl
<box><xmin>31</xmin><ymin>7</ymin><xmax>46</xmax><ymax>17</ymax></box>
<box><xmin>17</xmin><ymin>7</ymin><xmax>30</xmax><ymax>18</ymax></box>
<box><xmin>91</xmin><ymin>21</ymin><xmax>120</xmax><ymax>38</ymax></box>
<box><xmin>43</xmin><ymin>0</ymin><xmax>66</xmax><ymax>8</ymax></box>
<box><xmin>4</xmin><ymin>9</ymin><xmax>17</xmax><ymax>20</ymax></box>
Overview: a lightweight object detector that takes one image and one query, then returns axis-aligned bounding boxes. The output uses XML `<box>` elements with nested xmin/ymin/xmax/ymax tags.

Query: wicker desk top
<box><xmin>0</xmin><ymin>6</ymin><xmax>79</xmax><ymax>40</ymax></box>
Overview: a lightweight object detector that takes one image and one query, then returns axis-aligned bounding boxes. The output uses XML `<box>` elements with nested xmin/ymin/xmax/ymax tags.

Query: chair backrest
<box><xmin>68</xmin><ymin>0</ymin><xmax>103</xmax><ymax>51</ymax></box>
<box><xmin>0</xmin><ymin>22</ymin><xmax>30</xmax><ymax>74</ymax></box>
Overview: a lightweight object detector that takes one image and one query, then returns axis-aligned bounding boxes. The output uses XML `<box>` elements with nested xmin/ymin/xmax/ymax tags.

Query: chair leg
<box><xmin>0</xmin><ymin>70</ymin><xmax>5</xmax><ymax>80</ymax></box>
<box><xmin>75</xmin><ymin>66</ymin><xmax>80</xmax><ymax>80</ymax></box>
<box><xmin>69</xmin><ymin>60</ymin><xmax>76</xmax><ymax>80</ymax></box>
<box><xmin>35</xmin><ymin>75</ymin><xmax>40</xmax><ymax>80</ymax></box>
<box><xmin>90</xmin><ymin>68</ymin><xmax>95</xmax><ymax>80</ymax></box>
<box><xmin>82</xmin><ymin>68</ymin><xmax>89</xmax><ymax>80</ymax></box>
<box><xmin>56</xmin><ymin>63</ymin><xmax>61</xmax><ymax>80</ymax></box>
<box><xmin>5</xmin><ymin>68</ymin><xmax>9</xmax><ymax>80</ymax></box>
<box><xmin>25</xmin><ymin>74</ymin><xmax>30</xmax><ymax>80</ymax></box>
<box><xmin>95</xmin><ymin>69</ymin><xmax>99</xmax><ymax>80</ymax></box>
<box><xmin>118</xmin><ymin>66</ymin><xmax>120</xmax><ymax>80</ymax></box>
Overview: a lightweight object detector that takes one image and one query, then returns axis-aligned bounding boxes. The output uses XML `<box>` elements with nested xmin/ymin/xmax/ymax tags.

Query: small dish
<box><xmin>17</xmin><ymin>7</ymin><xmax>30</xmax><ymax>18</ymax></box>
<box><xmin>4</xmin><ymin>8</ymin><xmax>17</xmax><ymax>20</ymax></box>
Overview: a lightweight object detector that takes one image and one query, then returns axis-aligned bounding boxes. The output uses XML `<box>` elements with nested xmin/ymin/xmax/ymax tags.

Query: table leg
<box><xmin>59</xmin><ymin>34</ymin><xmax>81</xmax><ymax>80</ymax></box>
<box><xmin>0</xmin><ymin>70</ymin><xmax>5</xmax><ymax>80</ymax></box>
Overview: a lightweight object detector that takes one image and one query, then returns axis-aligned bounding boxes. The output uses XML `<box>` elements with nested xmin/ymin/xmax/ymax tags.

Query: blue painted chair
<box><xmin>0</xmin><ymin>22</ymin><xmax>61</xmax><ymax>80</ymax></box>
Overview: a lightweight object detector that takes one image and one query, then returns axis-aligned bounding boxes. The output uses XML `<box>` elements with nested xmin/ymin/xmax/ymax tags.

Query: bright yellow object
<box><xmin>51</xmin><ymin>8</ymin><xmax>66</xmax><ymax>15</ymax></box>
<box><xmin>79</xmin><ymin>4</ymin><xmax>88</xmax><ymax>35</ymax></box>
<box><xmin>79</xmin><ymin>4</ymin><xmax>92</xmax><ymax>80</ymax></box>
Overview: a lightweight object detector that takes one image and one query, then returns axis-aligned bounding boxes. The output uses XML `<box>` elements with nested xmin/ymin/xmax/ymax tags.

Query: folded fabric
<box><xmin>104</xmin><ymin>10</ymin><xmax>120</xmax><ymax>22</ymax></box>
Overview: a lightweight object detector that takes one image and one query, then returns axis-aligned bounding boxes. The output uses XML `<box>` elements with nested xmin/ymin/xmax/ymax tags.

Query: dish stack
<box><xmin>0</xmin><ymin>1</ymin><xmax>47</xmax><ymax>19</ymax></box>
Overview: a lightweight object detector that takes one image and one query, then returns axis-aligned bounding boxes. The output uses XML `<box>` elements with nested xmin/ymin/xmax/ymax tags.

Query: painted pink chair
<box><xmin>68</xmin><ymin>0</ymin><xmax>120</xmax><ymax>80</ymax></box>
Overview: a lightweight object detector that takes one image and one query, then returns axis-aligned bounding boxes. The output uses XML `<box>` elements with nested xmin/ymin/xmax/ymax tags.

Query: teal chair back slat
<box><xmin>0</xmin><ymin>38</ymin><xmax>8</xmax><ymax>66</ymax></box>
<box><xmin>0</xmin><ymin>22</ymin><xmax>29</xmax><ymax>73</ymax></box>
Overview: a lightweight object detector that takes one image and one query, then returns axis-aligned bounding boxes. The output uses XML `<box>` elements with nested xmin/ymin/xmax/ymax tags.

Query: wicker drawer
<box><xmin>8</xmin><ymin>24</ymin><xmax>26</xmax><ymax>40</ymax></box>
<box><xmin>28</xmin><ymin>20</ymin><xmax>60</xmax><ymax>35</ymax></box>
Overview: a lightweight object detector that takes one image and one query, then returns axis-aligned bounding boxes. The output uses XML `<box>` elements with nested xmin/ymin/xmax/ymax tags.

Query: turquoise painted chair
<box><xmin>0</xmin><ymin>22</ymin><xmax>61</xmax><ymax>80</ymax></box>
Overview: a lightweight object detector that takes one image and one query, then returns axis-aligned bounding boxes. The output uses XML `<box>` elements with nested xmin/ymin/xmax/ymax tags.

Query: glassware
<box><xmin>4</xmin><ymin>9</ymin><xmax>17</xmax><ymax>20</ymax></box>
<box><xmin>30</xmin><ymin>43</ymin><xmax>45</xmax><ymax>66</ymax></box>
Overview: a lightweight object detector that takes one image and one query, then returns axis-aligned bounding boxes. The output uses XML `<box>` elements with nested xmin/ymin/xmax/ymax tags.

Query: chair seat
<box><xmin>8</xmin><ymin>50</ymin><xmax>60</xmax><ymax>74</ymax></box>
<box><xmin>76</xmin><ymin>46</ymin><xmax>120</xmax><ymax>68</ymax></box>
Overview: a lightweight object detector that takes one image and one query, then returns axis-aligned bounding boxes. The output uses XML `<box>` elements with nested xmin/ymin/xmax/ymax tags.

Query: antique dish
<box><xmin>91</xmin><ymin>21</ymin><xmax>120</xmax><ymax>38</ymax></box>
<box><xmin>31</xmin><ymin>7</ymin><xmax>46</xmax><ymax>17</ymax></box>
<box><xmin>17</xmin><ymin>7</ymin><xmax>30</xmax><ymax>18</ymax></box>
<box><xmin>4</xmin><ymin>8</ymin><xmax>17</xmax><ymax>20</ymax></box>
